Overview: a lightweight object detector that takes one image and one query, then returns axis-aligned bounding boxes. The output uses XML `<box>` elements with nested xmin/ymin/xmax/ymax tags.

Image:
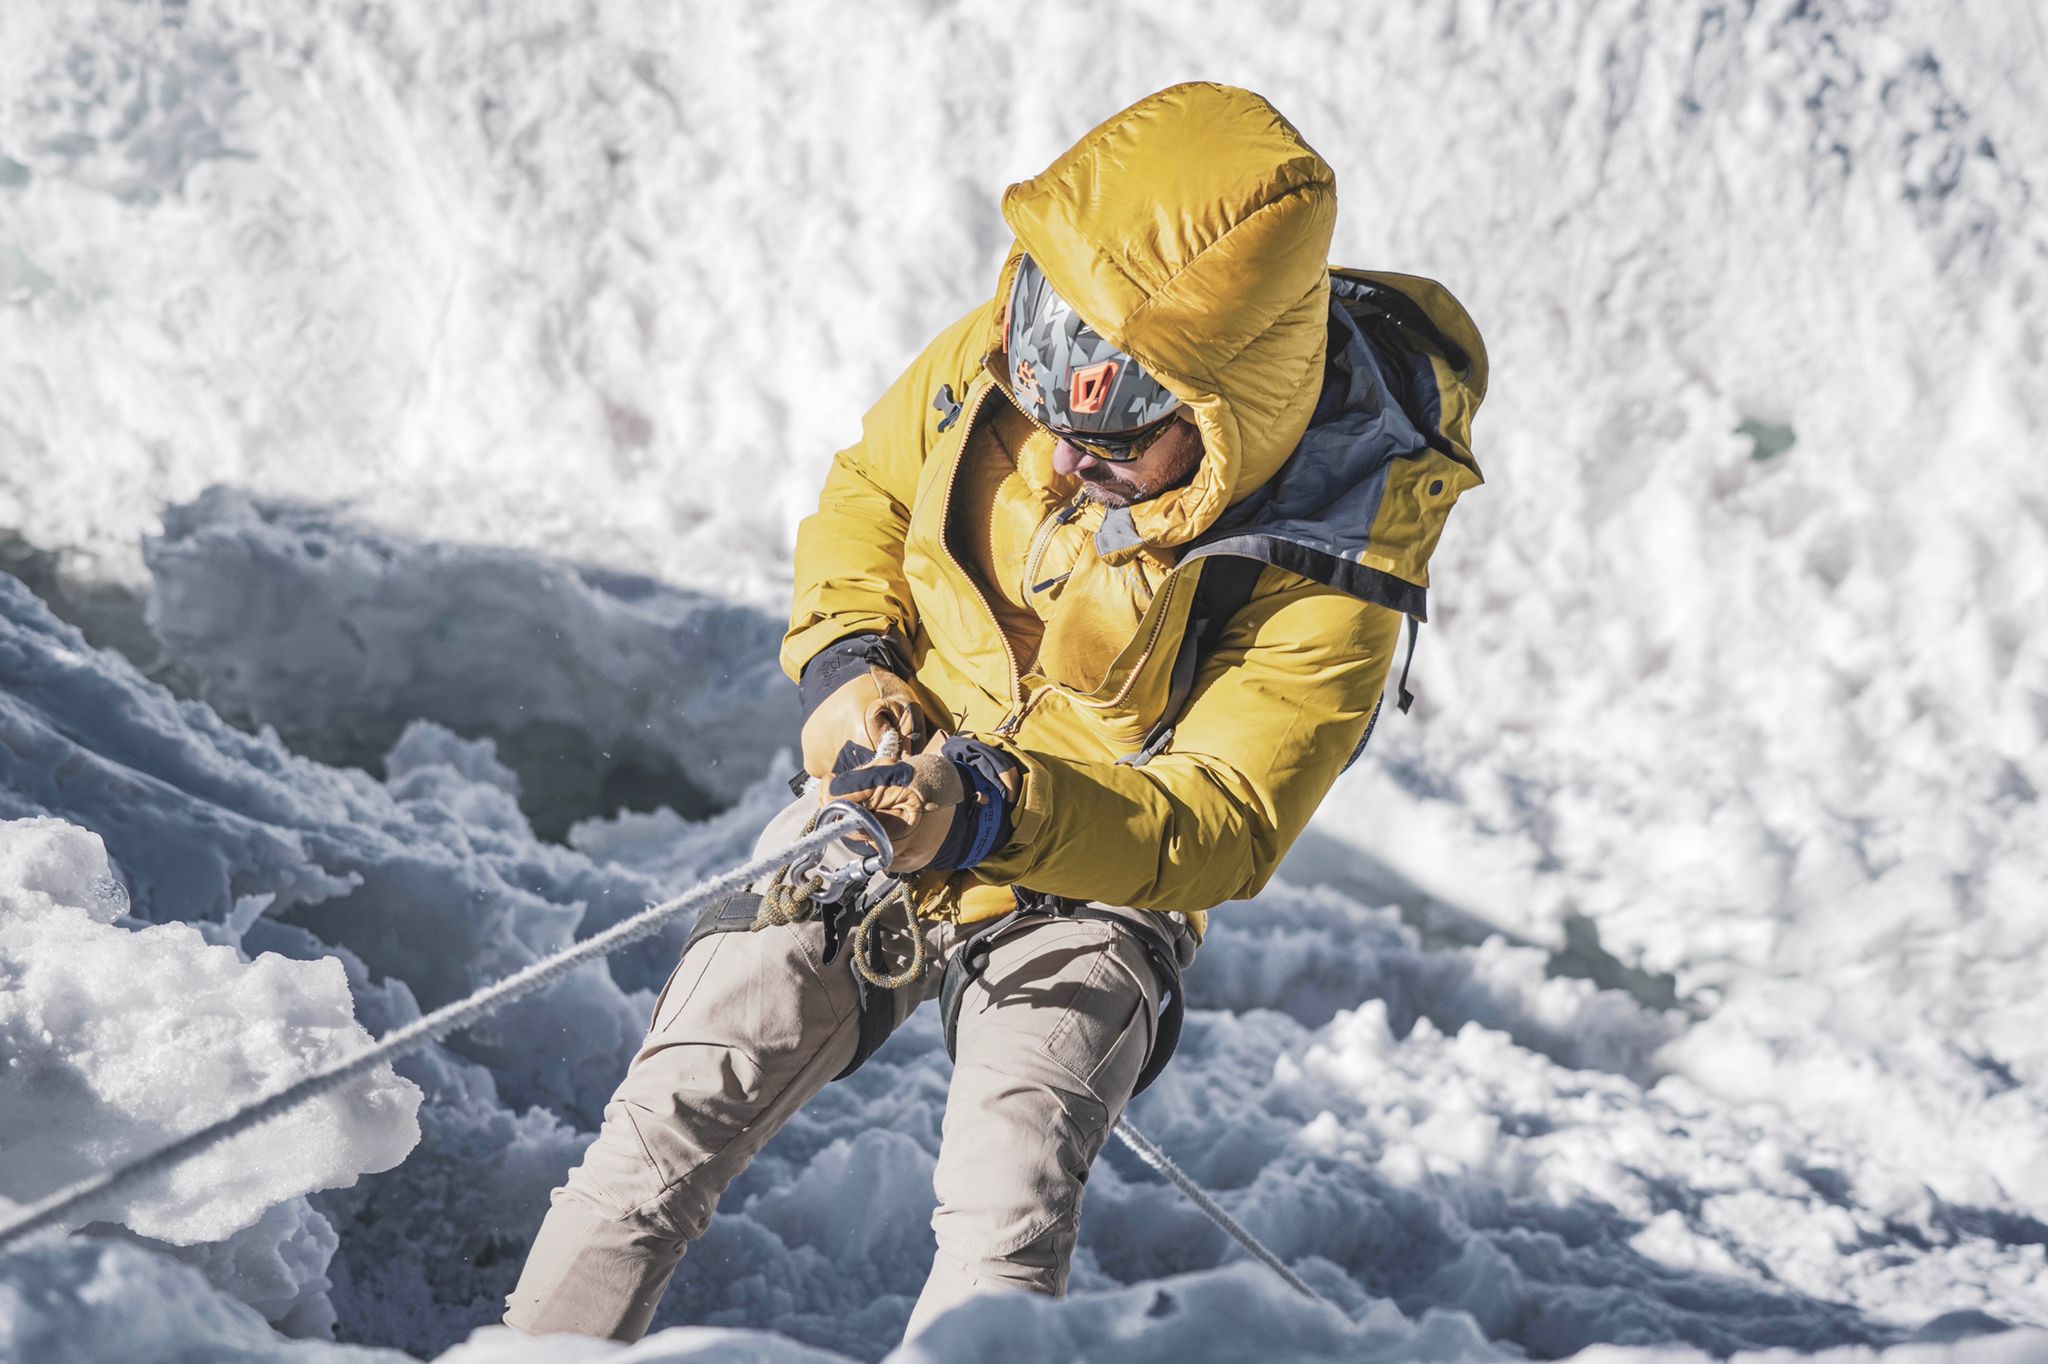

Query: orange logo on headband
<box><xmin>1070</xmin><ymin>360</ymin><xmax>1119</xmax><ymax>414</ymax></box>
<box><xmin>1015</xmin><ymin>358</ymin><xmax>1041</xmax><ymax>400</ymax></box>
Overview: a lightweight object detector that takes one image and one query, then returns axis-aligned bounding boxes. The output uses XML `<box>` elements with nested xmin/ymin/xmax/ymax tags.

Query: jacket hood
<box><xmin>1185</xmin><ymin>271</ymin><xmax>1487</xmax><ymax>619</ymax></box>
<box><xmin>993</xmin><ymin>83</ymin><xmax>1338</xmax><ymax>551</ymax></box>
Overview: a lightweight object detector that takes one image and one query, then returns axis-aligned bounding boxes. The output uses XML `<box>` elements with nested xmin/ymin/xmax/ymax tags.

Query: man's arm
<box><xmin>781</xmin><ymin>301</ymin><xmax>996</xmax><ymax>683</ymax></box>
<box><xmin>977</xmin><ymin>568</ymin><xmax>1402</xmax><ymax>911</ymax></box>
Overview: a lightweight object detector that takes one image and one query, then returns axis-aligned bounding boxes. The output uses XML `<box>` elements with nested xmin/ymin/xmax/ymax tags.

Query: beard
<box><xmin>1061</xmin><ymin>417</ymin><xmax>1205</xmax><ymax>508</ymax></box>
<box><xmin>1073</xmin><ymin>464</ymin><xmax>1152</xmax><ymax>507</ymax></box>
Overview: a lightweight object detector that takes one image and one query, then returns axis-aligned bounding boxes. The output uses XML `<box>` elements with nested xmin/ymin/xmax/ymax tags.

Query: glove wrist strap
<box><xmin>932</xmin><ymin>736</ymin><xmax>1018</xmax><ymax>871</ymax></box>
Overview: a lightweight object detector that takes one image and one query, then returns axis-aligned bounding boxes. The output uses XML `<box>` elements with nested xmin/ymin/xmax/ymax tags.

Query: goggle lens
<box><xmin>1046</xmin><ymin>412</ymin><xmax>1180</xmax><ymax>464</ymax></box>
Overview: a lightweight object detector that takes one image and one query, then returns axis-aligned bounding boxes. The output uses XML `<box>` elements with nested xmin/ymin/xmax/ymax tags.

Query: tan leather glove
<box><xmin>824</xmin><ymin>735</ymin><xmax>1020</xmax><ymax>874</ymax></box>
<box><xmin>798</xmin><ymin>635</ymin><xmax>925</xmax><ymax>778</ymax></box>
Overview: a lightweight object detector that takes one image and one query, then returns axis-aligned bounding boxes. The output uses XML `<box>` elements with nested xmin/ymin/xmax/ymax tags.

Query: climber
<box><xmin>505</xmin><ymin>80</ymin><xmax>1486</xmax><ymax>1343</ymax></box>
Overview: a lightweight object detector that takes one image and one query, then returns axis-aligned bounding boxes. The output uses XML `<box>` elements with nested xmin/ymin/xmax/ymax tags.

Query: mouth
<box><xmin>1074</xmin><ymin>466</ymin><xmax>1142</xmax><ymax>505</ymax></box>
<box><xmin>1077</xmin><ymin>459</ymin><xmax>1142</xmax><ymax>487</ymax></box>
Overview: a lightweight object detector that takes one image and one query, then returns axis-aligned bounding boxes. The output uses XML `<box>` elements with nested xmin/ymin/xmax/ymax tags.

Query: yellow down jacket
<box><xmin>783</xmin><ymin>84</ymin><xmax>1486</xmax><ymax>929</ymax></box>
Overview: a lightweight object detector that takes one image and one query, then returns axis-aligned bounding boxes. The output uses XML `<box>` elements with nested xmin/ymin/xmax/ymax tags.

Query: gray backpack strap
<box><xmin>1119</xmin><ymin>555</ymin><xmax>1265</xmax><ymax>767</ymax></box>
<box><xmin>1116</xmin><ymin>559</ymin><xmax>1420</xmax><ymax>774</ymax></box>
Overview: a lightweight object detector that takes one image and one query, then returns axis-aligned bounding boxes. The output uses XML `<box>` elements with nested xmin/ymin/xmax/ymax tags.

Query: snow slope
<box><xmin>3</xmin><ymin>0</ymin><xmax>2047</xmax><ymax>1360</ymax></box>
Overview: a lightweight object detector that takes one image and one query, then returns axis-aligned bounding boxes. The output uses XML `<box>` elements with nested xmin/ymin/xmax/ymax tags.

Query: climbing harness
<box><xmin>758</xmin><ymin>722</ymin><xmax>934</xmax><ymax>996</ymax></box>
<box><xmin>752</xmin><ymin>800</ymin><xmax>892</xmax><ymax>932</ymax></box>
<box><xmin>937</xmin><ymin>893</ymin><xmax>1189</xmax><ymax>1100</ymax></box>
<box><xmin>0</xmin><ymin>777</ymin><xmax>1337</xmax><ymax>1314</ymax></box>
<box><xmin>748</xmin><ymin>806</ymin><xmax>928</xmax><ymax>996</ymax></box>
<box><xmin>755</xmin><ymin>728</ymin><xmax>903</xmax><ymax>932</ymax></box>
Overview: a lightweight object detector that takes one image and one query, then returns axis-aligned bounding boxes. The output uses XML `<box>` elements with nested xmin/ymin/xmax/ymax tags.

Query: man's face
<box><xmin>1050</xmin><ymin>416</ymin><xmax>1205</xmax><ymax>508</ymax></box>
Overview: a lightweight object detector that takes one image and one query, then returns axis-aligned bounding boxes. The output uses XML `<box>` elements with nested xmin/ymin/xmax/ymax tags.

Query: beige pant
<box><xmin>503</xmin><ymin>799</ymin><xmax>1194</xmax><ymax>1343</ymax></box>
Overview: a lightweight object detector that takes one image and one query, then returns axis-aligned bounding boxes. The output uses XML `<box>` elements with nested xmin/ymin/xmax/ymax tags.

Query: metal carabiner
<box><xmin>819</xmin><ymin>799</ymin><xmax>895</xmax><ymax>876</ymax></box>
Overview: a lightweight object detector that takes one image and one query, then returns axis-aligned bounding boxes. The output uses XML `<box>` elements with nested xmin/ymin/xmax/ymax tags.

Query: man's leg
<box><xmin>904</xmin><ymin>909</ymin><xmax>1184</xmax><ymax>1339</ymax></box>
<box><xmin>505</xmin><ymin>801</ymin><xmax>888</xmax><ymax>1340</ymax></box>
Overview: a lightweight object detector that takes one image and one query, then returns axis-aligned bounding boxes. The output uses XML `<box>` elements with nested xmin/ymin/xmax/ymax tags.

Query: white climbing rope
<box><xmin>0</xmin><ymin>818</ymin><xmax>852</xmax><ymax>1252</ymax></box>
<box><xmin>1113</xmin><ymin>1115</ymin><xmax>1332</xmax><ymax>1307</ymax></box>
<box><xmin>0</xmin><ymin>800</ymin><xmax>1330</xmax><ymax>1314</ymax></box>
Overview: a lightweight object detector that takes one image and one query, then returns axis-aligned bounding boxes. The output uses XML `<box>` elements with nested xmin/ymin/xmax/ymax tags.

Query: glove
<box><xmin>825</xmin><ymin>735</ymin><xmax>1020</xmax><ymax>874</ymax></box>
<box><xmin>799</xmin><ymin>634</ymin><xmax>925</xmax><ymax>777</ymax></box>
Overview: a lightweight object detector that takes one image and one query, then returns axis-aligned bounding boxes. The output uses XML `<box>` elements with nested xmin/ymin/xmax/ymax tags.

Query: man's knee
<box><xmin>925</xmin><ymin>915</ymin><xmax>1167</xmax><ymax>1276</ymax></box>
<box><xmin>928</xmin><ymin>1113</ymin><xmax>1092</xmax><ymax>1287</ymax></box>
<box><xmin>505</xmin><ymin>1191</ymin><xmax>687</xmax><ymax>1341</ymax></box>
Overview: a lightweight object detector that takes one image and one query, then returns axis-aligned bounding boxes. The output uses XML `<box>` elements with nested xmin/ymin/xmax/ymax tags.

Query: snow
<box><xmin>0</xmin><ymin>1238</ymin><xmax>415</xmax><ymax>1364</ymax></box>
<box><xmin>0</xmin><ymin>817</ymin><xmax>419</xmax><ymax>1330</ymax></box>
<box><xmin>4</xmin><ymin>0</ymin><xmax>2048</xmax><ymax>1361</ymax></box>
<box><xmin>145</xmin><ymin>488</ymin><xmax>795</xmax><ymax>838</ymax></box>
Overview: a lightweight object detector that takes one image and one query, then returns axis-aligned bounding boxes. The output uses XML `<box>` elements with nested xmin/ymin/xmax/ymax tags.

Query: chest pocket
<box><xmin>1033</xmin><ymin>539</ymin><xmax>1174</xmax><ymax>700</ymax></box>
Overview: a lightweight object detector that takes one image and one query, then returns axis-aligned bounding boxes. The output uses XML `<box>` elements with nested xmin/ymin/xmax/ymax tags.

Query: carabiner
<box><xmin>819</xmin><ymin>799</ymin><xmax>895</xmax><ymax>875</ymax></box>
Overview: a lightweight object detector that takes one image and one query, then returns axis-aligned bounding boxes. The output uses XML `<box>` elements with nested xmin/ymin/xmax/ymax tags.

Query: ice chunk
<box><xmin>158</xmin><ymin>1196</ymin><xmax>344</xmax><ymax>1338</ymax></box>
<box><xmin>0</xmin><ymin>575</ymin><xmax>663</xmax><ymax>1121</ymax></box>
<box><xmin>0</xmin><ymin>818</ymin><xmax>422</xmax><ymax>1245</ymax></box>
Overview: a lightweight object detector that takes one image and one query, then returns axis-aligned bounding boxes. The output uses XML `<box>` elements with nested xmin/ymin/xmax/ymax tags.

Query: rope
<box><xmin>755</xmin><ymin>867</ymin><xmax>822</xmax><ymax>928</ymax></box>
<box><xmin>850</xmin><ymin>881</ymin><xmax>927</xmax><ymax>989</ymax></box>
<box><xmin>0</xmin><ymin>788</ymin><xmax>1328</xmax><ymax>1315</ymax></box>
<box><xmin>0</xmin><ymin>818</ymin><xmax>852</xmax><ymax>1252</ymax></box>
<box><xmin>756</xmin><ymin>809</ymin><xmax>829</xmax><ymax>930</ymax></box>
<box><xmin>757</xmin><ymin>726</ymin><xmax>906</xmax><ymax>933</ymax></box>
<box><xmin>1112</xmin><ymin>1115</ymin><xmax>1333</xmax><ymax>1308</ymax></box>
<box><xmin>764</xmin><ymin>723</ymin><xmax>933</xmax><ymax>988</ymax></box>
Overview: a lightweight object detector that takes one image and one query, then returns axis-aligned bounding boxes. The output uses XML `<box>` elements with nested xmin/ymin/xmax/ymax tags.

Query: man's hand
<box><xmin>799</xmin><ymin>635</ymin><xmax>925</xmax><ymax>777</ymax></box>
<box><xmin>825</xmin><ymin>735</ymin><xmax>1020</xmax><ymax>874</ymax></box>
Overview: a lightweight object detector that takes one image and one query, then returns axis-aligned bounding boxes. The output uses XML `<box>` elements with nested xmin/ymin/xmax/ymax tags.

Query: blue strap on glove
<box><xmin>935</xmin><ymin>737</ymin><xmax>1015</xmax><ymax>871</ymax></box>
<box><xmin>825</xmin><ymin>735</ymin><xmax>1017</xmax><ymax>874</ymax></box>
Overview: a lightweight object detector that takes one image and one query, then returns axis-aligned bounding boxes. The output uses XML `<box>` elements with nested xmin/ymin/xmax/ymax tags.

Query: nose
<box><xmin>1052</xmin><ymin>438</ymin><xmax>1099</xmax><ymax>477</ymax></box>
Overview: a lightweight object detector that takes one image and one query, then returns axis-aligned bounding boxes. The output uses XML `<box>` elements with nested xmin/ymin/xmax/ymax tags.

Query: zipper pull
<box><xmin>1032</xmin><ymin>500</ymin><xmax>1083</xmax><ymax>594</ymax></box>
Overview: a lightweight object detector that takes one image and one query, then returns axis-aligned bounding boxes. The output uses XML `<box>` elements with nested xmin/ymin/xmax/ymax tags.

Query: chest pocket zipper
<box><xmin>1021</xmin><ymin>499</ymin><xmax>1083</xmax><ymax>602</ymax></box>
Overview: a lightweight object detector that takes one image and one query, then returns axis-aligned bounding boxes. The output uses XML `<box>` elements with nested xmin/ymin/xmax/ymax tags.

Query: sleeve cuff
<box><xmin>796</xmin><ymin>632</ymin><xmax>908</xmax><ymax>719</ymax></box>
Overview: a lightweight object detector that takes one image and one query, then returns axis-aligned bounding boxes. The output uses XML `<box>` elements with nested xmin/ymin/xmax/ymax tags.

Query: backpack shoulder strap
<box><xmin>1118</xmin><ymin>558</ymin><xmax>1425</xmax><ymax>772</ymax></box>
<box><xmin>1117</xmin><ymin>555</ymin><xmax>1265</xmax><ymax>768</ymax></box>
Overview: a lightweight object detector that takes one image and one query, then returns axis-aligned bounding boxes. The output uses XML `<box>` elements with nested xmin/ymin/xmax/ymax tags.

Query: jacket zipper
<box><xmin>959</xmin><ymin>358</ymin><xmax>1196</xmax><ymax>733</ymax></box>
<box><xmin>935</xmin><ymin>380</ymin><xmax>1033</xmax><ymax>733</ymax></box>
<box><xmin>1020</xmin><ymin>497</ymin><xmax>1083</xmax><ymax>601</ymax></box>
